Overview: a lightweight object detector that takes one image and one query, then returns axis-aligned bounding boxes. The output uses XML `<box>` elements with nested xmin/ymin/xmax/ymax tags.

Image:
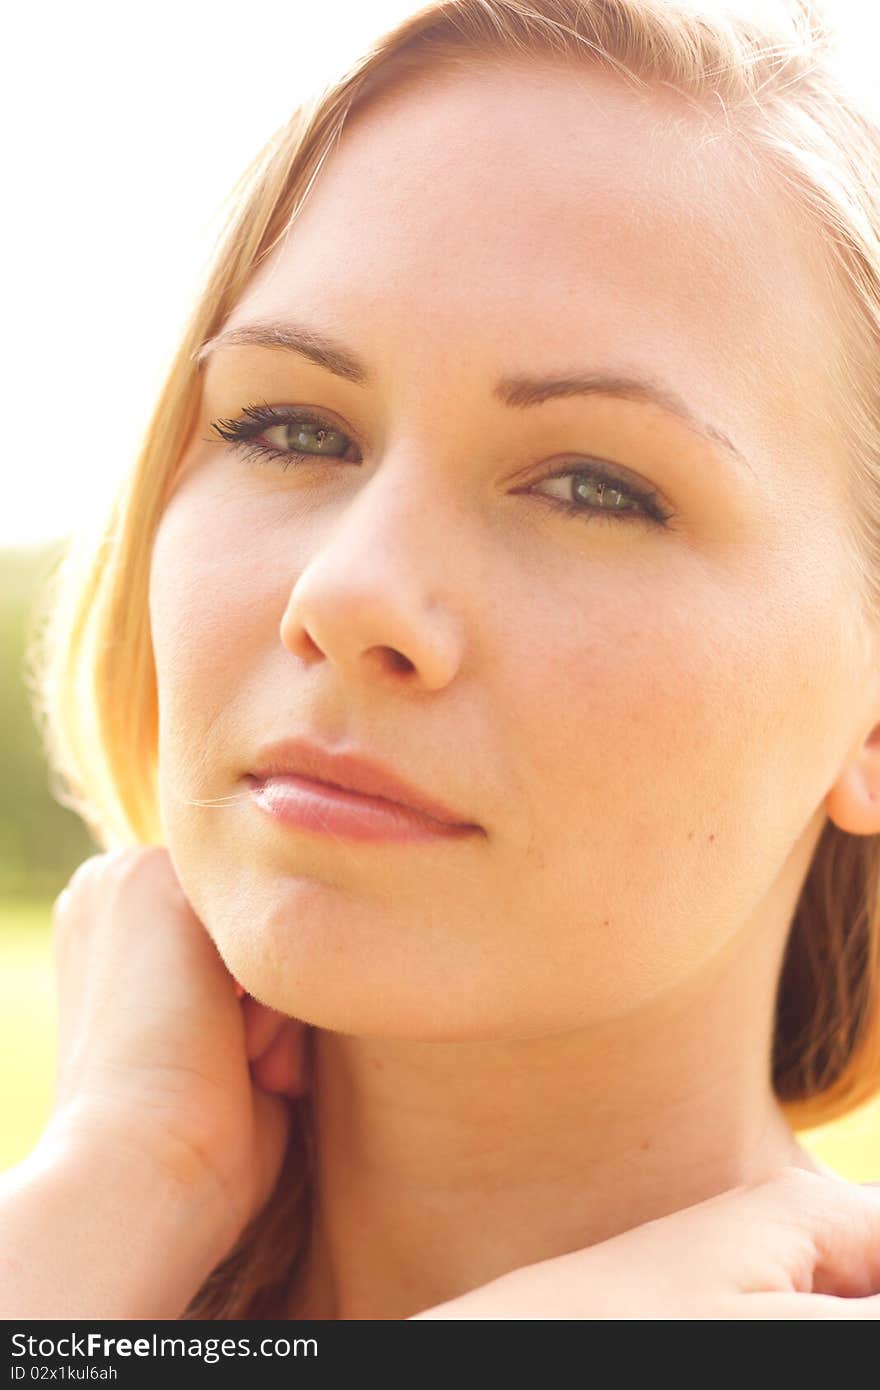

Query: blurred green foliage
<box><xmin>1</xmin><ymin>542</ymin><xmax>97</xmax><ymax>1169</ymax></box>
<box><xmin>0</xmin><ymin>542</ymin><xmax>98</xmax><ymax>903</ymax></box>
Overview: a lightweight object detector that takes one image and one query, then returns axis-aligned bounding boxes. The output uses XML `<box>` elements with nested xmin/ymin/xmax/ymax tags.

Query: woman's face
<box><xmin>149</xmin><ymin>59</ymin><xmax>873</xmax><ymax>1038</ymax></box>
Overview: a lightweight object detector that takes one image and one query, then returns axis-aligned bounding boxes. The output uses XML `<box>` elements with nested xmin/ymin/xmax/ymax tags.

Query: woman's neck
<box><xmin>283</xmin><ymin>937</ymin><xmax>823</xmax><ymax>1320</ymax></box>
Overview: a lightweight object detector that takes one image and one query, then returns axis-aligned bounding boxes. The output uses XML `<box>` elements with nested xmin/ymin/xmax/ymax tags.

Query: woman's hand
<box><xmin>40</xmin><ymin>845</ymin><xmax>310</xmax><ymax>1254</ymax></box>
<box><xmin>411</xmin><ymin>1167</ymin><xmax>880</xmax><ymax>1319</ymax></box>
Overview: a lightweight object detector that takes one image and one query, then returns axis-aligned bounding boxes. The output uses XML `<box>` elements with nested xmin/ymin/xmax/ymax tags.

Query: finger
<box><xmin>239</xmin><ymin>995</ymin><xmax>292</xmax><ymax>1063</ymax></box>
<box><xmin>251</xmin><ymin>1020</ymin><xmax>308</xmax><ymax>1095</ymax></box>
<box><xmin>760</xmin><ymin>1169</ymin><xmax>880</xmax><ymax>1298</ymax></box>
<box><xmin>744</xmin><ymin>1291</ymin><xmax>880</xmax><ymax>1319</ymax></box>
<box><xmin>251</xmin><ymin>1020</ymin><xmax>310</xmax><ymax>1097</ymax></box>
<box><xmin>810</xmin><ymin>1187</ymin><xmax>880</xmax><ymax>1298</ymax></box>
<box><xmin>250</xmin><ymin>1088</ymin><xmax>295</xmax><ymax>1213</ymax></box>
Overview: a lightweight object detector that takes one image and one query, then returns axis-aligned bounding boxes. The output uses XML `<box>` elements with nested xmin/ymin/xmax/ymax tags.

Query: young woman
<box><xmin>7</xmin><ymin>0</ymin><xmax>880</xmax><ymax>1319</ymax></box>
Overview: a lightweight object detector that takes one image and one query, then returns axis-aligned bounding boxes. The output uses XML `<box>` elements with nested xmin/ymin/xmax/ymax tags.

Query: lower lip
<box><xmin>244</xmin><ymin>773</ymin><xmax>479</xmax><ymax>843</ymax></box>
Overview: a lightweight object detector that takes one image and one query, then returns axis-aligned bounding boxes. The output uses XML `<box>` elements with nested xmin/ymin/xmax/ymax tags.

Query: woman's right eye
<box><xmin>207</xmin><ymin>401</ymin><xmax>360</xmax><ymax>471</ymax></box>
<box><xmin>263</xmin><ymin>420</ymin><xmax>349</xmax><ymax>456</ymax></box>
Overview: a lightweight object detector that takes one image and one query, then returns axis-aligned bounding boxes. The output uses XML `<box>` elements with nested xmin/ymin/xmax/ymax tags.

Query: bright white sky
<box><xmin>2</xmin><ymin>0</ymin><xmax>877</xmax><ymax>547</ymax></box>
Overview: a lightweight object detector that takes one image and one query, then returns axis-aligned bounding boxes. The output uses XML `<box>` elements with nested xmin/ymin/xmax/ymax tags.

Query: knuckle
<box><xmin>757</xmin><ymin>1164</ymin><xmax>826</xmax><ymax>1203</ymax></box>
<box><xmin>53</xmin><ymin>847</ymin><xmax>154</xmax><ymax>919</ymax></box>
<box><xmin>775</xmin><ymin>1164</ymin><xmax>822</xmax><ymax>1186</ymax></box>
<box><xmin>51</xmin><ymin>886</ymin><xmax>72</xmax><ymax>925</ymax></box>
<box><xmin>68</xmin><ymin>848</ymin><xmax>130</xmax><ymax>886</ymax></box>
<box><xmin>105</xmin><ymin>846</ymin><xmax>155</xmax><ymax>875</ymax></box>
<box><xmin>88</xmin><ymin>846</ymin><xmax>173</xmax><ymax>900</ymax></box>
<box><xmin>113</xmin><ymin>845</ymin><xmax>180</xmax><ymax>896</ymax></box>
<box><xmin>110</xmin><ymin>846</ymin><xmax>192</xmax><ymax>916</ymax></box>
<box><xmin>53</xmin><ymin>849</ymin><xmax>128</xmax><ymax>904</ymax></box>
<box><xmin>68</xmin><ymin>852</ymin><xmax>106</xmax><ymax>881</ymax></box>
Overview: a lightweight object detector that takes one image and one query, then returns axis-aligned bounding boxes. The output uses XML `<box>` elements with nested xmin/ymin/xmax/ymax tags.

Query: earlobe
<box><xmin>826</xmin><ymin>727</ymin><xmax>880</xmax><ymax>835</ymax></box>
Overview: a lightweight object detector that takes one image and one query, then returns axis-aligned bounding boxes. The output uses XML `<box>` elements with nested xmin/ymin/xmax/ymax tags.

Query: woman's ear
<box><xmin>826</xmin><ymin>719</ymin><xmax>880</xmax><ymax>835</ymax></box>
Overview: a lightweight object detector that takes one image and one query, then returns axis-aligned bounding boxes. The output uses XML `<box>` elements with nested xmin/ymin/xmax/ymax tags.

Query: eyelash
<box><xmin>207</xmin><ymin>401</ymin><xmax>677</xmax><ymax>529</ymax></box>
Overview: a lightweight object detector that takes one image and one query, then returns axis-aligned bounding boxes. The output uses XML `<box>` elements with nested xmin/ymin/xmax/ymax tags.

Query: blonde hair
<box><xmin>27</xmin><ymin>0</ymin><xmax>880</xmax><ymax>1318</ymax></box>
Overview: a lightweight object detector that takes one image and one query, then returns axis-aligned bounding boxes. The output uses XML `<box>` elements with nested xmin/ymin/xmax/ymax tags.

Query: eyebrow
<box><xmin>197</xmin><ymin>317</ymin><xmax>752</xmax><ymax>472</ymax></box>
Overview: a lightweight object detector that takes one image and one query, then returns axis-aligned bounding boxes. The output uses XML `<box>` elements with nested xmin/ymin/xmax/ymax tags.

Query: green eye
<box><xmin>208</xmin><ymin>402</ymin><xmax>676</xmax><ymax>529</ymax></box>
<box><xmin>209</xmin><ymin>402</ymin><xmax>359</xmax><ymax>471</ymax></box>
<box><xmin>530</xmin><ymin>462</ymin><xmax>674</xmax><ymax>527</ymax></box>
<box><xmin>267</xmin><ymin>420</ymin><xmax>350</xmax><ymax>456</ymax></box>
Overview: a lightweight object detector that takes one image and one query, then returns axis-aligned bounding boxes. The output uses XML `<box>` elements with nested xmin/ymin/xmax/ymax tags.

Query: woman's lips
<box><xmin>244</xmin><ymin>773</ymin><xmax>480</xmax><ymax>843</ymax></box>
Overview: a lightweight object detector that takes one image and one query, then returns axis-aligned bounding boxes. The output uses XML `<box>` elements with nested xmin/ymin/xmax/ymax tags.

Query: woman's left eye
<box><xmin>528</xmin><ymin>465</ymin><xmax>674</xmax><ymax>527</ymax></box>
<box><xmin>207</xmin><ymin>402</ymin><xmax>676</xmax><ymax>530</ymax></box>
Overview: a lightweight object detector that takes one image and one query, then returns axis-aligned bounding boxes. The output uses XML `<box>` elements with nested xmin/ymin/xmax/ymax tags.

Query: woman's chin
<box><xmin>220</xmin><ymin>949</ymin><xmax>527</xmax><ymax>1041</ymax></box>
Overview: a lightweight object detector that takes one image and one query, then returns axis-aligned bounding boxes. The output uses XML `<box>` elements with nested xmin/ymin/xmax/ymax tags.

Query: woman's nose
<box><xmin>278</xmin><ymin>468</ymin><xmax>466</xmax><ymax>692</ymax></box>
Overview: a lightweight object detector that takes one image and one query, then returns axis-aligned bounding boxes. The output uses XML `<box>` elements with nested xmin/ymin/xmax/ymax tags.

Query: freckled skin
<box><xmin>148</xmin><ymin>60</ymin><xmax>880</xmax><ymax>1317</ymax></box>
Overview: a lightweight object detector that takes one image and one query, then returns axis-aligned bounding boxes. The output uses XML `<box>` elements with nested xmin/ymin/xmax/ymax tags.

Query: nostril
<box><xmin>285</xmin><ymin>621</ymin><xmax>324</xmax><ymax>662</ymax></box>
<box><xmin>383</xmin><ymin>647</ymin><xmax>415</xmax><ymax>674</ymax></box>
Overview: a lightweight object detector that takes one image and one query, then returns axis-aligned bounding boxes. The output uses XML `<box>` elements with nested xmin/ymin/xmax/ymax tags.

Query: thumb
<box><xmin>799</xmin><ymin>1174</ymin><xmax>880</xmax><ymax>1297</ymax></box>
<box><xmin>247</xmin><ymin>1088</ymin><xmax>295</xmax><ymax>1224</ymax></box>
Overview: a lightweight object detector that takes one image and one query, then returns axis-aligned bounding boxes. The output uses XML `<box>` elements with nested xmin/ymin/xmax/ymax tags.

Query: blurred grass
<box><xmin>2</xmin><ymin>897</ymin><xmax>880</xmax><ymax>1179</ymax></box>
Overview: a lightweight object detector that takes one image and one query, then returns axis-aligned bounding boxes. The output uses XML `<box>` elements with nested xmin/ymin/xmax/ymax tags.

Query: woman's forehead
<box><xmin>223</xmin><ymin>60</ymin><xmax>847</xmax><ymax>476</ymax></box>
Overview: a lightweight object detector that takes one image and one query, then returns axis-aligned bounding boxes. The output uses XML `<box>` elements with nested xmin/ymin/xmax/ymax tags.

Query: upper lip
<box><xmin>247</xmin><ymin>737</ymin><xmax>478</xmax><ymax>829</ymax></box>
